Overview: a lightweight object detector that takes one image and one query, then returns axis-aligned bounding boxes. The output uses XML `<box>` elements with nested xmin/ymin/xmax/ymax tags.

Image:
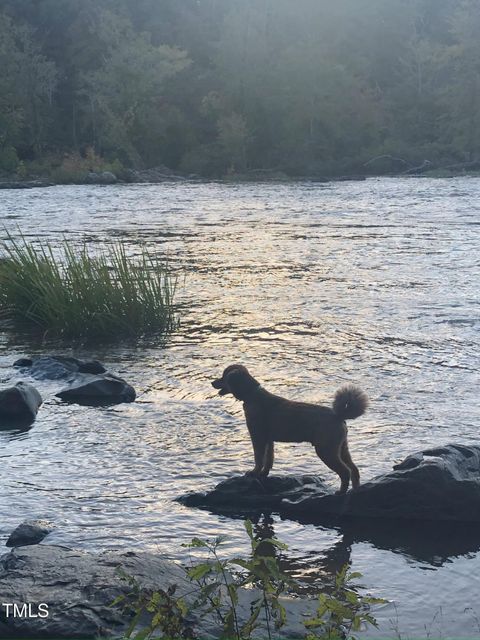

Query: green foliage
<box><xmin>80</xmin><ymin>18</ymin><xmax>190</xmax><ymax>166</ymax></box>
<box><xmin>0</xmin><ymin>11</ymin><xmax>57</xmax><ymax>154</ymax></box>
<box><xmin>50</xmin><ymin>148</ymin><xmax>123</xmax><ymax>184</ymax></box>
<box><xmin>112</xmin><ymin>568</ymin><xmax>194</xmax><ymax>640</ymax></box>
<box><xmin>114</xmin><ymin>521</ymin><xmax>384</xmax><ymax>640</ymax></box>
<box><xmin>2</xmin><ymin>1</ymin><xmax>477</xmax><ymax>177</ymax></box>
<box><xmin>304</xmin><ymin>565</ymin><xmax>386</xmax><ymax>640</ymax></box>
<box><xmin>183</xmin><ymin>520</ymin><xmax>291</xmax><ymax>640</ymax></box>
<box><xmin>0</xmin><ymin>146</ymin><xmax>19</xmax><ymax>173</ymax></box>
<box><xmin>0</xmin><ymin>233</ymin><xmax>177</xmax><ymax>342</ymax></box>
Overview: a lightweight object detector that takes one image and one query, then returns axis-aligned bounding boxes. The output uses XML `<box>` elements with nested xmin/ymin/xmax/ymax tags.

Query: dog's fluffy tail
<box><xmin>332</xmin><ymin>385</ymin><xmax>368</xmax><ymax>420</ymax></box>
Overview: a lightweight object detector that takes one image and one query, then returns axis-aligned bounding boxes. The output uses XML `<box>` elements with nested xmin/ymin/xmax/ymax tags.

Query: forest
<box><xmin>0</xmin><ymin>0</ymin><xmax>479</xmax><ymax>179</ymax></box>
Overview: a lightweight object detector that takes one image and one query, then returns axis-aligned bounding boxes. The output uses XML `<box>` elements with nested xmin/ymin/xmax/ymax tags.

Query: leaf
<box><xmin>184</xmin><ymin>537</ymin><xmax>210</xmax><ymax>548</ymax></box>
<box><xmin>348</xmin><ymin>571</ymin><xmax>363</xmax><ymax>580</ymax></box>
<box><xmin>241</xmin><ymin>603</ymin><xmax>261</xmax><ymax>636</ymax></box>
<box><xmin>244</xmin><ymin>519</ymin><xmax>254</xmax><ymax>541</ymax></box>
<box><xmin>222</xmin><ymin>609</ymin><xmax>236</xmax><ymax>639</ymax></box>
<box><xmin>227</xmin><ymin>583</ymin><xmax>239</xmax><ymax>606</ymax></box>
<box><xmin>272</xmin><ymin>600</ymin><xmax>287</xmax><ymax>629</ymax></box>
<box><xmin>125</xmin><ymin>609</ymin><xmax>143</xmax><ymax>638</ymax></box>
<box><xmin>187</xmin><ymin>563</ymin><xmax>213</xmax><ymax>581</ymax></box>
<box><xmin>230</xmin><ymin>558</ymin><xmax>252</xmax><ymax>571</ymax></box>
<box><xmin>110</xmin><ymin>595</ymin><xmax>126</xmax><ymax>607</ymax></box>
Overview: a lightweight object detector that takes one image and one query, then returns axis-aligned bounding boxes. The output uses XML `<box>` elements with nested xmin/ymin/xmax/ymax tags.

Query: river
<box><xmin>0</xmin><ymin>178</ymin><xmax>479</xmax><ymax>637</ymax></box>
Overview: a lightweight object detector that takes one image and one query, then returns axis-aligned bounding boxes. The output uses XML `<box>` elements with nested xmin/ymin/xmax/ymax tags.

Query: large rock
<box><xmin>85</xmin><ymin>171</ymin><xmax>117</xmax><ymax>184</ymax></box>
<box><xmin>179</xmin><ymin>445</ymin><xmax>480</xmax><ymax>523</ymax></box>
<box><xmin>177</xmin><ymin>475</ymin><xmax>328</xmax><ymax>513</ymax></box>
<box><xmin>282</xmin><ymin>444</ymin><xmax>480</xmax><ymax>523</ymax></box>
<box><xmin>0</xmin><ymin>382</ymin><xmax>42</xmax><ymax>426</ymax></box>
<box><xmin>0</xmin><ymin>545</ymin><xmax>311</xmax><ymax>639</ymax></box>
<box><xmin>6</xmin><ymin>520</ymin><xmax>53</xmax><ymax>547</ymax></box>
<box><xmin>0</xmin><ymin>545</ymin><xmax>189</xmax><ymax>639</ymax></box>
<box><xmin>14</xmin><ymin>356</ymin><xmax>106</xmax><ymax>380</ymax></box>
<box><xmin>56</xmin><ymin>373</ymin><xmax>136</xmax><ymax>405</ymax></box>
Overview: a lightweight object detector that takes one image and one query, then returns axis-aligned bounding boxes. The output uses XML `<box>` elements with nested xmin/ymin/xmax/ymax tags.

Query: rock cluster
<box><xmin>179</xmin><ymin>444</ymin><xmax>480</xmax><ymax>523</ymax></box>
<box><xmin>13</xmin><ymin>355</ymin><xmax>135</xmax><ymax>405</ymax></box>
<box><xmin>0</xmin><ymin>356</ymin><xmax>136</xmax><ymax>428</ymax></box>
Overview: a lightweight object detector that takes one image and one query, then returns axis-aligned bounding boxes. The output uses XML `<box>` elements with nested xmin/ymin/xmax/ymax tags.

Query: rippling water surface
<box><xmin>0</xmin><ymin>178</ymin><xmax>479</xmax><ymax>637</ymax></box>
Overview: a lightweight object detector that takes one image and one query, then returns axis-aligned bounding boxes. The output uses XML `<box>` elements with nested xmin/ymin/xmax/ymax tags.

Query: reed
<box><xmin>0</xmin><ymin>234</ymin><xmax>177</xmax><ymax>341</ymax></box>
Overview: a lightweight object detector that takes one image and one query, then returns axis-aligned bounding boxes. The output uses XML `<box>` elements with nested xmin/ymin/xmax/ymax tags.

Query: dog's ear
<box><xmin>225</xmin><ymin>368</ymin><xmax>256</xmax><ymax>400</ymax></box>
<box><xmin>225</xmin><ymin>369</ymin><xmax>244</xmax><ymax>399</ymax></box>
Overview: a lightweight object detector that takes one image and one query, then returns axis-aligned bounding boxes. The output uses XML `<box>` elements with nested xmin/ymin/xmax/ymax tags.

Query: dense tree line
<box><xmin>0</xmin><ymin>0</ymin><xmax>479</xmax><ymax>178</ymax></box>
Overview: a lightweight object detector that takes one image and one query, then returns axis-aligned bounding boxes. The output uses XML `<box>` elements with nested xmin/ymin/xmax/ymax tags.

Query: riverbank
<box><xmin>1</xmin><ymin>166</ymin><xmax>479</xmax><ymax>189</ymax></box>
<box><xmin>0</xmin><ymin>167</ymin><xmax>368</xmax><ymax>189</ymax></box>
<box><xmin>0</xmin><ymin>543</ymin><xmax>315</xmax><ymax>639</ymax></box>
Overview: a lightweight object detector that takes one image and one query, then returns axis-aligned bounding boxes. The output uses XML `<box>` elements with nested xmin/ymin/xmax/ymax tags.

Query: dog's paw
<box><xmin>244</xmin><ymin>469</ymin><xmax>261</xmax><ymax>478</ymax></box>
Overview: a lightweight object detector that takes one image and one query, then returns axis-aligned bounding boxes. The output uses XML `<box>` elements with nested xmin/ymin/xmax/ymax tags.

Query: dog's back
<box><xmin>244</xmin><ymin>389</ymin><xmax>345</xmax><ymax>446</ymax></box>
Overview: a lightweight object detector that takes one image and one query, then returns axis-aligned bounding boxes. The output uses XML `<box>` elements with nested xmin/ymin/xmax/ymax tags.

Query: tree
<box><xmin>80</xmin><ymin>14</ymin><xmax>190</xmax><ymax>165</ymax></box>
<box><xmin>0</xmin><ymin>12</ymin><xmax>57</xmax><ymax>162</ymax></box>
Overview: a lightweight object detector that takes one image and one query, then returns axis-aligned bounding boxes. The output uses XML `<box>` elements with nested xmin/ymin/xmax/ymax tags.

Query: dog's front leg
<box><xmin>260</xmin><ymin>442</ymin><xmax>274</xmax><ymax>477</ymax></box>
<box><xmin>245</xmin><ymin>436</ymin><xmax>268</xmax><ymax>477</ymax></box>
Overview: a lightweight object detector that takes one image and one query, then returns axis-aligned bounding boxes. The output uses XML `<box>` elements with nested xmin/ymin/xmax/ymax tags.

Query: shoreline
<box><xmin>1</xmin><ymin>170</ymin><xmax>479</xmax><ymax>190</ymax></box>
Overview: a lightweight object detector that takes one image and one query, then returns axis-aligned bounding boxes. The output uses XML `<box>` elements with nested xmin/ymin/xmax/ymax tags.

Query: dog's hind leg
<box><xmin>315</xmin><ymin>445</ymin><xmax>351</xmax><ymax>494</ymax></box>
<box><xmin>340</xmin><ymin>440</ymin><xmax>360</xmax><ymax>489</ymax></box>
<box><xmin>260</xmin><ymin>442</ymin><xmax>274</xmax><ymax>477</ymax></box>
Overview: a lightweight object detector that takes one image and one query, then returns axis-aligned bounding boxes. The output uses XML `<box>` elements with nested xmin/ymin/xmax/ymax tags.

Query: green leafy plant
<box><xmin>112</xmin><ymin>568</ymin><xmax>195</xmax><ymax>640</ymax></box>
<box><xmin>50</xmin><ymin>148</ymin><xmax>124</xmax><ymax>184</ymax></box>
<box><xmin>113</xmin><ymin>521</ymin><xmax>385</xmax><ymax>640</ymax></box>
<box><xmin>183</xmin><ymin>520</ymin><xmax>291</xmax><ymax>640</ymax></box>
<box><xmin>0</xmin><ymin>232</ymin><xmax>177</xmax><ymax>341</ymax></box>
<box><xmin>304</xmin><ymin>565</ymin><xmax>386</xmax><ymax>640</ymax></box>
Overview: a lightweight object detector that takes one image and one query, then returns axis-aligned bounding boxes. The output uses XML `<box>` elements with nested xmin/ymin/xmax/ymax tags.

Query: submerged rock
<box><xmin>177</xmin><ymin>474</ymin><xmax>328</xmax><ymax>513</ymax></box>
<box><xmin>6</xmin><ymin>520</ymin><xmax>54</xmax><ymax>547</ymax></box>
<box><xmin>180</xmin><ymin>445</ymin><xmax>480</xmax><ymax>523</ymax></box>
<box><xmin>56</xmin><ymin>373</ymin><xmax>136</xmax><ymax>405</ymax></box>
<box><xmin>14</xmin><ymin>355</ymin><xmax>106</xmax><ymax>380</ymax></box>
<box><xmin>0</xmin><ymin>382</ymin><xmax>42</xmax><ymax>426</ymax></box>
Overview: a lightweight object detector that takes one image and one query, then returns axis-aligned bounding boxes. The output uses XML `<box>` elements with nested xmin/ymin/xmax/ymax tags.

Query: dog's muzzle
<box><xmin>212</xmin><ymin>379</ymin><xmax>229</xmax><ymax>396</ymax></box>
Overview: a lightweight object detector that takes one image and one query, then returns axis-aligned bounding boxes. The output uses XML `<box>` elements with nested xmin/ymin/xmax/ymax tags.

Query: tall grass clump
<box><xmin>0</xmin><ymin>234</ymin><xmax>177</xmax><ymax>341</ymax></box>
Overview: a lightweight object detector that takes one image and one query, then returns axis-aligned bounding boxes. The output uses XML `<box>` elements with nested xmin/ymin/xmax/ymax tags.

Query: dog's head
<box><xmin>211</xmin><ymin>364</ymin><xmax>260</xmax><ymax>401</ymax></box>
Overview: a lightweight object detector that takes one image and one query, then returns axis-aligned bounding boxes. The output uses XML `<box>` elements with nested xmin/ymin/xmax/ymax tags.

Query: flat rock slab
<box><xmin>6</xmin><ymin>520</ymin><xmax>54</xmax><ymax>547</ymax></box>
<box><xmin>14</xmin><ymin>356</ymin><xmax>106</xmax><ymax>380</ymax></box>
<box><xmin>0</xmin><ymin>545</ymin><xmax>188</xmax><ymax>639</ymax></box>
<box><xmin>177</xmin><ymin>474</ymin><xmax>329</xmax><ymax>513</ymax></box>
<box><xmin>56</xmin><ymin>373</ymin><xmax>136</xmax><ymax>405</ymax></box>
<box><xmin>0</xmin><ymin>382</ymin><xmax>42</xmax><ymax>427</ymax></box>
<box><xmin>179</xmin><ymin>445</ymin><xmax>480</xmax><ymax>523</ymax></box>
